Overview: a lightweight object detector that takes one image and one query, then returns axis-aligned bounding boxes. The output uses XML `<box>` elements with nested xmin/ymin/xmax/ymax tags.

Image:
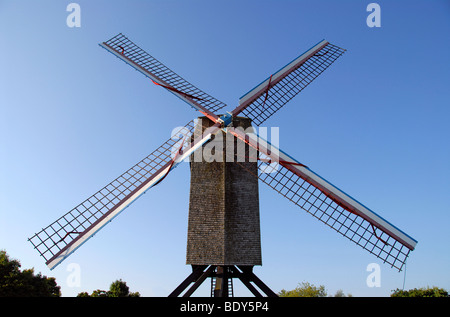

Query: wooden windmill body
<box><xmin>187</xmin><ymin>116</ymin><xmax>261</xmax><ymax>266</ymax></box>
<box><xmin>179</xmin><ymin>116</ymin><xmax>267</xmax><ymax>297</ymax></box>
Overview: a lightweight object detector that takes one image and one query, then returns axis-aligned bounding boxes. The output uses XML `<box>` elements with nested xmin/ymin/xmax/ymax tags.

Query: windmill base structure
<box><xmin>169</xmin><ymin>265</ymin><xmax>277</xmax><ymax>297</ymax></box>
<box><xmin>28</xmin><ymin>33</ymin><xmax>417</xmax><ymax>298</ymax></box>
<box><xmin>169</xmin><ymin>116</ymin><xmax>276</xmax><ymax>297</ymax></box>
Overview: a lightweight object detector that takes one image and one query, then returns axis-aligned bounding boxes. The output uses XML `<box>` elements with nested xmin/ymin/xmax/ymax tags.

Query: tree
<box><xmin>77</xmin><ymin>279</ymin><xmax>140</xmax><ymax>297</ymax></box>
<box><xmin>77</xmin><ymin>289</ymin><xmax>109</xmax><ymax>297</ymax></box>
<box><xmin>0</xmin><ymin>250</ymin><xmax>61</xmax><ymax>297</ymax></box>
<box><xmin>333</xmin><ymin>289</ymin><xmax>352</xmax><ymax>297</ymax></box>
<box><xmin>391</xmin><ymin>287</ymin><xmax>449</xmax><ymax>297</ymax></box>
<box><xmin>278</xmin><ymin>282</ymin><xmax>327</xmax><ymax>297</ymax></box>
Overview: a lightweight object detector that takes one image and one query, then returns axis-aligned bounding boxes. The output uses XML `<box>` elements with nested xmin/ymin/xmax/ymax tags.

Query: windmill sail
<box><xmin>232</xmin><ymin>40</ymin><xmax>346</xmax><ymax>126</ymax></box>
<box><xmin>29</xmin><ymin>33</ymin><xmax>417</xmax><ymax>277</ymax></box>
<box><xmin>29</xmin><ymin>120</ymin><xmax>221</xmax><ymax>269</ymax></box>
<box><xmin>100</xmin><ymin>33</ymin><xmax>226</xmax><ymax>117</ymax></box>
<box><xmin>227</xmin><ymin>128</ymin><xmax>417</xmax><ymax>271</ymax></box>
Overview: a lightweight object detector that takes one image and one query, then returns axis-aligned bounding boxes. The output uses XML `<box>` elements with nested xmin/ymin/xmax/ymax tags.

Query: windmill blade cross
<box><xmin>29</xmin><ymin>33</ymin><xmax>417</xmax><ymax>275</ymax></box>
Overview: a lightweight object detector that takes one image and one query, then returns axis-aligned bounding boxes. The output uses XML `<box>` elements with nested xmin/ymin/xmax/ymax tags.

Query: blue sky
<box><xmin>1</xmin><ymin>0</ymin><xmax>449</xmax><ymax>297</ymax></box>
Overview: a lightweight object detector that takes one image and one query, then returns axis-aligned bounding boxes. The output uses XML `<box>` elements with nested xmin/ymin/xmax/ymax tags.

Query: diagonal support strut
<box><xmin>169</xmin><ymin>265</ymin><xmax>278</xmax><ymax>297</ymax></box>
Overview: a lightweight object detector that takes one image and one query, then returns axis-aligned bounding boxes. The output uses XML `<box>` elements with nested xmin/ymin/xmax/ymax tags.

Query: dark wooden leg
<box><xmin>237</xmin><ymin>265</ymin><xmax>278</xmax><ymax>297</ymax></box>
<box><xmin>168</xmin><ymin>265</ymin><xmax>207</xmax><ymax>297</ymax></box>
<box><xmin>183</xmin><ymin>265</ymin><xmax>216</xmax><ymax>297</ymax></box>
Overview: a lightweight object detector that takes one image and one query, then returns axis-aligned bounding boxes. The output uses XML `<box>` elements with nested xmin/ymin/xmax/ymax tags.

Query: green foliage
<box><xmin>109</xmin><ymin>279</ymin><xmax>131</xmax><ymax>297</ymax></box>
<box><xmin>77</xmin><ymin>279</ymin><xmax>140</xmax><ymax>297</ymax></box>
<box><xmin>90</xmin><ymin>289</ymin><xmax>110</xmax><ymax>297</ymax></box>
<box><xmin>391</xmin><ymin>287</ymin><xmax>449</xmax><ymax>297</ymax></box>
<box><xmin>0</xmin><ymin>250</ymin><xmax>61</xmax><ymax>297</ymax></box>
<box><xmin>278</xmin><ymin>282</ymin><xmax>328</xmax><ymax>297</ymax></box>
<box><xmin>333</xmin><ymin>289</ymin><xmax>352</xmax><ymax>297</ymax></box>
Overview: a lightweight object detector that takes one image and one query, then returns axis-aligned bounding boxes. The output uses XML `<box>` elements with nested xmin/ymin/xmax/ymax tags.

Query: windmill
<box><xmin>29</xmin><ymin>33</ymin><xmax>417</xmax><ymax>297</ymax></box>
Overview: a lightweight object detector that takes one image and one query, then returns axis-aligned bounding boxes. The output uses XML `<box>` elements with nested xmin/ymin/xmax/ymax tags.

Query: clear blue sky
<box><xmin>1</xmin><ymin>0</ymin><xmax>449</xmax><ymax>297</ymax></box>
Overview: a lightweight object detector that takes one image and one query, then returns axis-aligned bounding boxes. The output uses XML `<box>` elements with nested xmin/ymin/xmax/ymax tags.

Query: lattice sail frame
<box><xmin>29</xmin><ymin>120</ymin><xmax>221</xmax><ymax>269</ymax></box>
<box><xmin>258</xmin><ymin>161</ymin><xmax>411</xmax><ymax>270</ymax></box>
<box><xmin>233</xmin><ymin>40</ymin><xmax>346</xmax><ymax>126</ymax></box>
<box><xmin>225</xmin><ymin>128</ymin><xmax>417</xmax><ymax>271</ymax></box>
<box><xmin>100</xmin><ymin>33</ymin><xmax>226</xmax><ymax>114</ymax></box>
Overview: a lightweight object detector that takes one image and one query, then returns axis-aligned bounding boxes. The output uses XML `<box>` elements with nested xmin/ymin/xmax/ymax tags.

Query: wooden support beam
<box><xmin>237</xmin><ymin>266</ymin><xmax>278</xmax><ymax>297</ymax></box>
<box><xmin>183</xmin><ymin>265</ymin><xmax>216</xmax><ymax>297</ymax></box>
<box><xmin>168</xmin><ymin>265</ymin><xmax>207</xmax><ymax>297</ymax></box>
